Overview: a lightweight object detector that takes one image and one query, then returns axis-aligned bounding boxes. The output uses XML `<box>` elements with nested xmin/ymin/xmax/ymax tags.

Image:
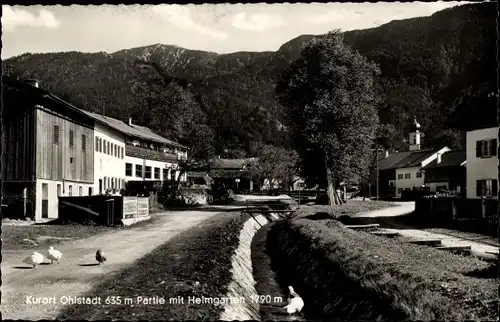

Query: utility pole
<box><xmin>376</xmin><ymin>148</ymin><xmax>379</xmax><ymax>200</ymax></box>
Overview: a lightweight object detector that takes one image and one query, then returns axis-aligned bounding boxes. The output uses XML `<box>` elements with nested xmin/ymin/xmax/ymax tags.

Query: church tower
<box><xmin>409</xmin><ymin>116</ymin><xmax>422</xmax><ymax>151</ymax></box>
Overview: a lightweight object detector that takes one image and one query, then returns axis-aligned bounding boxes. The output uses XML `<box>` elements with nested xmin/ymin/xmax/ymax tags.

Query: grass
<box><xmin>293</xmin><ymin>199</ymin><xmax>398</xmax><ymax>219</ymax></box>
<box><xmin>1</xmin><ymin>214</ymin><xmax>165</xmax><ymax>251</ymax></box>
<box><xmin>56</xmin><ymin>211</ymin><xmax>250</xmax><ymax>321</ymax></box>
<box><xmin>267</xmin><ymin>215</ymin><xmax>498</xmax><ymax>321</ymax></box>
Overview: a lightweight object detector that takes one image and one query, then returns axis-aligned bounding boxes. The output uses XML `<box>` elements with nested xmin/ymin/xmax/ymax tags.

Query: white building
<box><xmin>466</xmin><ymin>126</ymin><xmax>498</xmax><ymax>199</ymax></box>
<box><xmin>372</xmin><ymin>116</ymin><xmax>450</xmax><ymax>199</ymax></box>
<box><xmin>79</xmin><ymin>111</ymin><xmax>188</xmax><ymax>194</ymax></box>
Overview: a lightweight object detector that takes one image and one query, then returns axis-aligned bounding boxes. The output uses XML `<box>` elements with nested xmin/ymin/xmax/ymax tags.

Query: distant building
<box><xmin>422</xmin><ymin>149</ymin><xmax>466</xmax><ymax>194</ymax></box>
<box><xmin>370</xmin><ymin>117</ymin><xmax>450</xmax><ymax>199</ymax></box>
<box><xmin>465</xmin><ymin>126</ymin><xmax>498</xmax><ymax>199</ymax></box>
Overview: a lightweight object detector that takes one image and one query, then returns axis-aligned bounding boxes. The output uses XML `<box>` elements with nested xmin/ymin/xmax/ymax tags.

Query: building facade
<box><xmin>422</xmin><ymin>149</ymin><xmax>466</xmax><ymax>195</ymax></box>
<box><xmin>2</xmin><ymin>77</ymin><xmax>95</xmax><ymax>221</ymax></box>
<box><xmin>466</xmin><ymin>126</ymin><xmax>498</xmax><ymax>199</ymax></box>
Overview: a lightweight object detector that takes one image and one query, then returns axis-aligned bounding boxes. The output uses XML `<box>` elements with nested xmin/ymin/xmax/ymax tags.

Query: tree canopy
<box><xmin>277</xmin><ymin>31</ymin><xmax>381</xmax><ymax>205</ymax></box>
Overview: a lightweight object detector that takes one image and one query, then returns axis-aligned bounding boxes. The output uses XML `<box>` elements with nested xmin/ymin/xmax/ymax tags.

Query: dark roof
<box><xmin>423</xmin><ymin>150</ymin><xmax>466</xmax><ymax>169</ymax></box>
<box><xmin>79</xmin><ymin>109</ymin><xmax>187</xmax><ymax>149</ymax></box>
<box><xmin>377</xmin><ymin>152</ymin><xmax>413</xmax><ymax>170</ymax></box>
<box><xmin>392</xmin><ymin>149</ymin><xmax>437</xmax><ymax>169</ymax></box>
<box><xmin>212</xmin><ymin>158</ymin><xmax>257</xmax><ymax>170</ymax></box>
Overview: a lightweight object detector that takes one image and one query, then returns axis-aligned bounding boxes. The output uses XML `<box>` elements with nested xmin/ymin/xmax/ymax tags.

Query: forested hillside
<box><xmin>4</xmin><ymin>2</ymin><xmax>496</xmax><ymax>155</ymax></box>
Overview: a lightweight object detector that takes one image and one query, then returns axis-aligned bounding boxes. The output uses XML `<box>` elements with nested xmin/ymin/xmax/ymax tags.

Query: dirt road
<box><xmin>355</xmin><ymin>201</ymin><xmax>415</xmax><ymax>217</ymax></box>
<box><xmin>1</xmin><ymin>211</ymin><xmax>221</xmax><ymax>320</ymax></box>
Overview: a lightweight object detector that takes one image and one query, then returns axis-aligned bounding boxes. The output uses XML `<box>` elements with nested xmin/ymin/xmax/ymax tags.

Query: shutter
<box><xmin>492</xmin><ymin>179</ymin><xmax>498</xmax><ymax>197</ymax></box>
<box><xmin>476</xmin><ymin>140</ymin><xmax>482</xmax><ymax>157</ymax></box>
<box><xmin>490</xmin><ymin>139</ymin><xmax>497</xmax><ymax>156</ymax></box>
<box><xmin>476</xmin><ymin>180</ymin><xmax>482</xmax><ymax>197</ymax></box>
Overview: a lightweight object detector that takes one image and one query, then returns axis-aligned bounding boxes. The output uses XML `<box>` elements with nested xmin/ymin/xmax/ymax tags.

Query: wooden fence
<box><xmin>414</xmin><ymin>197</ymin><xmax>499</xmax><ymax>225</ymax></box>
<box><xmin>59</xmin><ymin>195</ymin><xmax>150</xmax><ymax>226</ymax></box>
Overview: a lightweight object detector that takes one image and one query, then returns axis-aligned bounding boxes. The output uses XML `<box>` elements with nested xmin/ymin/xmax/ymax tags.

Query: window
<box><xmin>405</xmin><ymin>173</ymin><xmax>411</xmax><ymax>179</ymax></box>
<box><xmin>68</xmin><ymin>185</ymin><xmax>73</xmax><ymax>196</ymax></box>
<box><xmin>145</xmin><ymin>166</ymin><xmax>152</xmax><ymax>179</ymax></box>
<box><xmin>69</xmin><ymin>130</ymin><xmax>74</xmax><ymax>149</ymax></box>
<box><xmin>163</xmin><ymin>168</ymin><xmax>168</xmax><ymax>181</ymax></box>
<box><xmin>99</xmin><ymin>138</ymin><xmax>102</xmax><ymax>152</ymax></box>
<box><xmin>78</xmin><ymin>186</ymin><xmax>82</xmax><ymax>196</ymax></box>
<box><xmin>107</xmin><ymin>141</ymin><xmax>110</xmax><ymax>155</ymax></box>
<box><xmin>88</xmin><ymin>187</ymin><xmax>93</xmax><ymax>196</ymax></box>
<box><xmin>476</xmin><ymin>139</ymin><xmax>497</xmax><ymax>158</ymax></box>
<box><xmin>82</xmin><ymin>134</ymin><xmax>87</xmax><ymax>151</ymax></box>
<box><xmin>135</xmin><ymin>165</ymin><xmax>143</xmax><ymax>178</ymax></box>
<box><xmin>397</xmin><ymin>174</ymin><xmax>403</xmax><ymax>180</ymax></box>
<box><xmin>114</xmin><ymin>145</ymin><xmax>118</xmax><ymax>157</ymax></box>
<box><xmin>57</xmin><ymin>184</ymin><xmax>62</xmax><ymax>197</ymax></box>
<box><xmin>389</xmin><ymin>181</ymin><xmax>394</xmax><ymax>188</ymax></box>
<box><xmin>103</xmin><ymin>177</ymin><xmax>107</xmax><ymax>190</ymax></box>
<box><xmin>110</xmin><ymin>143</ymin><xmax>114</xmax><ymax>156</ymax></box>
<box><xmin>476</xmin><ymin>179</ymin><xmax>498</xmax><ymax>197</ymax></box>
<box><xmin>397</xmin><ymin>188</ymin><xmax>403</xmax><ymax>194</ymax></box>
<box><xmin>126</xmin><ymin>163</ymin><xmax>133</xmax><ymax>176</ymax></box>
<box><xmin>416</xmin><ymin>171</ymin><xmax>422</xmax><ymax>178</ymax></box>
<box><xmin>103</xmin><ymin>140</ymin><xmax>107</xmax><ymax>154</ymax></box>
<box><xmin>121</xmin><ymin>147</ymin><xmax>124</xmax><ymax>159</ymax></box>
<box><xmin>95</xmin><ymin>137</ymin><xmax>99</xmax><ymax>151</ymax></box>
<box><xmin>53</xmin><ymin>125</ymin><xmax>60</xmax><ymax>145</ymax></box>
<box><xmin>154</xmin><ymin>167</ymin><xmax>160</xmax><ymax>179</ymax></box>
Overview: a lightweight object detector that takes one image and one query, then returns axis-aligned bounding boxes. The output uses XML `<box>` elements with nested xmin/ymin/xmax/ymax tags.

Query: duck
<box><xmin>96</xmin><ymin>249</ymin><xmax>107</xmax><ymax>265</ymax></box>
<box><xmin>283</xmin><ymin>286</ymin><xmax>304</xmax><ymax>315</ymax></box>
<box><xmin>47</xmin><ymin>246</ymin><xmax>63</xmax><ymax>264</ymax></box>
<box><xmin>22</xmin><ymin>251</ymin><xmax>45</xmax><ymax>268</ymax></box>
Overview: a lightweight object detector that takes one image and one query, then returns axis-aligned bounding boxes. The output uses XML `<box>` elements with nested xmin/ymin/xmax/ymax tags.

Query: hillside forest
<box><xmin>4</xmin><ymin>2</ymin><xmax>497</xmax><ymax>160</ymax></box>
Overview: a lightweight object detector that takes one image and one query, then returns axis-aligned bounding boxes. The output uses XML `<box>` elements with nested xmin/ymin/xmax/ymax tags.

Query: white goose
<box><xmin>22</xmin><ymin>251</ymin><xmax>45</xmax><ymax>268</ymax></box>
<box><xmin>284</xmin><ymin>286</ymin><xmax>304</xmax><ymax>315</ymax></box>
<box><xmin>47</xmin><ymin>246</ymin><xmax>63</xmax><ymax>264</ymax></box>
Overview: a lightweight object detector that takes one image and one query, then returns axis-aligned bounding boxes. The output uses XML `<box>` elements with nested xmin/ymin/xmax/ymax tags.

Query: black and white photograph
<box><xmin>1</xmin><ymin>1</ymin><xmax>498</xmax><ymax>321</ymax></box>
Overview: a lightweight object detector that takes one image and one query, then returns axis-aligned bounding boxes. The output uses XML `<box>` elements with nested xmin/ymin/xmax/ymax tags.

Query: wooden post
<box><xmin>451</xmin><ymin>199</ymin><xmax>457</xmax><ymax>220</ymax></box>
<box><xmin>23</xmin><ymin>187</ymin><xmax>27</xmax><ymax>218</ymax></box>
<box><xmin>481</xmin><ymin>197</ymin><xmax>486</xmax><ymax>219</ymax></box>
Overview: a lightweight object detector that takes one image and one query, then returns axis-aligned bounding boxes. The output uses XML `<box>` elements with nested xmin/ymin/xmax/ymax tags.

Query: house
<box><xmin>421</xmin><ymin>149</ymin><xmax>466</xmax><ymax>195</ymax></box>
<box><xmin>2</xmin><ymin>77</ymin><xmax>95</xmax><ymax>221</ymax></box>
<box><xmin>466</xmin><ymin>126</ymin><xmax>498</xmax><ymax>199</ymax></box>
<box><xmin>370</xmin><ymin>117</ymin><xmax>450</xmax><ymax>199</ymax></box>
<box><xmin>188</xmin><ymin>157</ymin><xmax>256</xmax><ymax>193</ymax></box>
<box><xmin>2</xmin><ymin>76</ymin><xmax>189</xmax><ymax>221</ymax></box>
<box><xmin>78</xmin><ymin>111</ymin><xmax>189</xmax><ymax>196</ymax></box>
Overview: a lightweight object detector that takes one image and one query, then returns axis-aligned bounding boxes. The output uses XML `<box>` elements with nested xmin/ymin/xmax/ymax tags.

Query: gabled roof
<box><xmin>392</xmin><ymin>149</ymin><xmax>437</xmax><ymax>169</ymax></box>
<box><xmin>212</xmin><ymin>158</ymin><xmax>257</xmax><ymax>170</ymax></box>
<box><xmin>422</xmin><ymin>150</ymin><xmax>466</xmax><ymax>169</ymax></box>
<box><xmin>79</xmin><ymin>109</ymin><xmax>187</xmax><ymax>149</ymax></box>
<box><xmin>377</xmin><ymin>151</ymin><xmax>413</xmax><ymax>170</ymax></box>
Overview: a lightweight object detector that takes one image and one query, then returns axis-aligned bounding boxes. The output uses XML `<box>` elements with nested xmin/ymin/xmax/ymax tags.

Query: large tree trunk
<box><xmin>325</xmin><ymin>154</ymin><xmax>341</xmax><ymax>206</ymax></box>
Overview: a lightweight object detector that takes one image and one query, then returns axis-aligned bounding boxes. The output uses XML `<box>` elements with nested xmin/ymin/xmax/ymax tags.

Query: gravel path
<box><xmin>355</xmin><ymin>201</ymin><xmax>415</xmax><ymax>217</ymax></box>
<box><xmin>1</xmin><ymin>211</ymin><xmax>221</xmax><ymax>320</ymax></box>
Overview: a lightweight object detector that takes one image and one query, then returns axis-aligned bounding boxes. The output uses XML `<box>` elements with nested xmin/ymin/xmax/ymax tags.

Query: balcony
<box><xmin>125</xmin><ymin>144</ymin><xmax>180</xmax><ymax>163</ymax></box>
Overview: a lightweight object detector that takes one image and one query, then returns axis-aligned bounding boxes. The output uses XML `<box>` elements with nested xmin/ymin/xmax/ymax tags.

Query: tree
<box><xmin>277</xmin><ymin>31</ymin><xmax>381</xmax><ymax>205</ymax></box>
<box><xmin>132</xmin><ymin>60</ymin><xmax>216</xmax><ymax>197</ymax></box>
<box><xmin>247</xmin><ymin>144</ymin><xmax>299</xmax><ymax>193</ymax></box>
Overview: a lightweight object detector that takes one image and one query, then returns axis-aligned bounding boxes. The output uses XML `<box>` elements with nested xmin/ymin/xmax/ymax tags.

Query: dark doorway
<box><xmin>41</xmin><ymin>183</ymin><xmax>48</xmax><ymax>218</ymax></box>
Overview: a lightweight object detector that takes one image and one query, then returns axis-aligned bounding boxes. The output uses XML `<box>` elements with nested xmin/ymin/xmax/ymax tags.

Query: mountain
<box><xmin>4</xmin><ymin>2</ymin><xmax>497</xmax><ymax>155</ymax></box>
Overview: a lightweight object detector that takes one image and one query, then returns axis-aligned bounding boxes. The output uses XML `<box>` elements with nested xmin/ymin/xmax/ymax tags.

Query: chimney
<box><xmin>124</xmin><ymin>117</ymin><xmax>132</xmax><ymax>126</ymax></box>
<box><xmin>437</xmin><ymin>152</ymin><xmax>442</xmax><ymax>164</ymax></box>
<box><xmin>385</xmin><ymin>150</ymin><xmax>389</xmax><ymax>158</ymax></box>
<box><xmin>25</xmin><ymin>79</ymin><xmax>39</xmax><ymax>88</ymax></box>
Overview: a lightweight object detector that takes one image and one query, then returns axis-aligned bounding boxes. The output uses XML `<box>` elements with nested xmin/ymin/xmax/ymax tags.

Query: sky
<box><xmin>2</xmin><ymin>2</ymin><xmax>469</xmax><ymax>59</ymax></box>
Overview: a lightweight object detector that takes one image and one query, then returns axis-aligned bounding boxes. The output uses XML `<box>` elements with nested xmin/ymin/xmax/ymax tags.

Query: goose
<box><xmin>22</xmin><ymin>251</ymin><xmax>44</xmax><ymax>268</ymax></box>
<box><xmin>96</xmin><ymin>249</ymin><xmax>107</xmax><ymax>265</ymax></box>
<box><xmin>284</xmin><ymin>286</ymin><xmax>304</xmax><ymax>315</ymax></box>
<box><xmin>47</xmin><ymin>246</ymin><xmax>63</xmax><ymax>264</ymax></box>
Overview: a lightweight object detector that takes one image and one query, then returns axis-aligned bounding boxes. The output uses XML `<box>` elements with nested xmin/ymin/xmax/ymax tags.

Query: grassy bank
<box><xmin>1</xmin><ymin>214</ymin><xmax>165</xmax><ymax>251</ymax></box>
<box><xmin>57</xmin><ymin>211</ymin><xmax>249</xmax><ymax>321</ymax></box>
<box><xmin>267</xmin><ymin>216</ymin><xmax>498</xmax><ymax>321</ymax></box>
<box><xmin>293</xmin><ymin>199</ymin><xmax>398</xmax><ymax>219</ymax></box>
